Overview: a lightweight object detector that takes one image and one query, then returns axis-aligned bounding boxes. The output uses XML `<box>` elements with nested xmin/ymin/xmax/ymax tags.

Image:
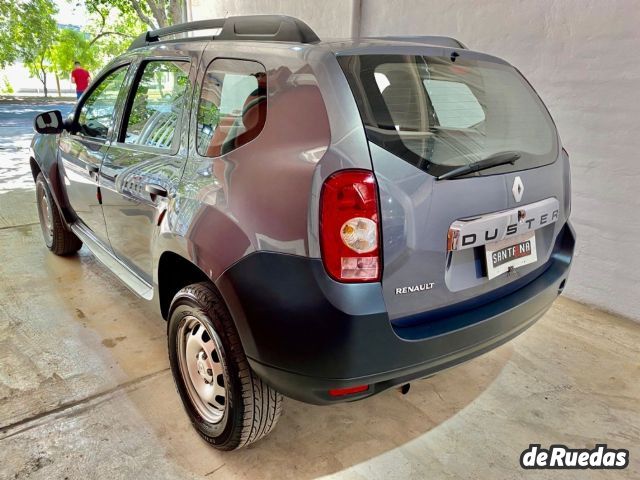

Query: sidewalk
<box><xmin>0</xmin><ymin>95</ymin><xmax>76</xmax><ymax>105</ymax></box>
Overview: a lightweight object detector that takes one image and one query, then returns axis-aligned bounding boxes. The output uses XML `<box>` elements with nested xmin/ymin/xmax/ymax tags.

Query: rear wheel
<box><xmin>35</xmin><ymin>173</ymin><xmax>82</xmax><ymax>255</ymax></box>
<box><xmin>168</xmin><ymin>282</ymin><xmax>283</xmax><ymax>450</ymax></box>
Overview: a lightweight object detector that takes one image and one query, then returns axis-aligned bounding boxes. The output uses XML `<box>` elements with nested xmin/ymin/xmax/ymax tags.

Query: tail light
<box><xmin>328</xmin><ymin>385</ymin><xmax>369</xmax><ymax>397</ymax></box>
<box><xmin>319</xmin><ymin>170</ymin><xmax>381</xmax><ymax>282</ymax></box>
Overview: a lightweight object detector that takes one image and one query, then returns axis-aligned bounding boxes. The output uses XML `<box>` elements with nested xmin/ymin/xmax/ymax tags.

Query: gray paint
<box><xmin>359</xmin><ymin>0</ymin><xmax>640</xmax><ymax>321</ymax></box>
<box><xmin>190</xmin><ymin>0</ymin><xmax>639</xmax><ymax>321</ymax></box>
<box><xmin>32</xmin><ymin>21</ymin><xmax>572</xmax><ymax>326</ymax></box>
<box><xmin>371</xmin><ymin>142</ymin><xmax>570</xmax><ymax>320</ymax></box>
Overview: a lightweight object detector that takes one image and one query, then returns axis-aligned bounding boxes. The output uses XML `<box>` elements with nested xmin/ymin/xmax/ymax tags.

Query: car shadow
<box><xmin>160</xmin><ymin>344</ymin><xmax>512</xmax><ymax>479</ymax></box>
<box><xmin>22</xmin><ymin>238</ymin><xmax>512</xmax><ymax>479</ymax></box>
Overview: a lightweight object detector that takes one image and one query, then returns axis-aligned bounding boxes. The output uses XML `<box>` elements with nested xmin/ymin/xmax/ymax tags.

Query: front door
<box><xmin>100</xmin><ymin>59</ymin><xmax>192</xmax><ymax>281</ymax></box>
<box><xmin>59</xmin><ymin>65</ymin><xmax>130</xmax><ymax>245</ymax></box>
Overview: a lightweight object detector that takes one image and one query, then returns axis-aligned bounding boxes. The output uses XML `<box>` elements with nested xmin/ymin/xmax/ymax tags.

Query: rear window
<box><xmin>339</xmin><ymin>54</ymin><xmax>558</xmax><ymax>177</ymax></box>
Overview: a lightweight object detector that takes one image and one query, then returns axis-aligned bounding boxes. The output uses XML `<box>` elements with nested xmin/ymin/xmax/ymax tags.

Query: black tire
<box><xmin>35</xmin><ymin>173</ymin><xmax>82</xmax><ymax>255</ymax></box>
<box><xmin>168</xmin><ymin>282</ymin><xmax>283</xmax><ymax>450</ymax></box>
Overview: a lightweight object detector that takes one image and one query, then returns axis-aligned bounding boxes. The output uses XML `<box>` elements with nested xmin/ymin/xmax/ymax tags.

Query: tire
<box><xmin>35</xmin><ymin>173</ymin><xmax>82</xmax><ymax>255</ymax></box>
<box><xmin>168</xmin><ymin>282</ymin><xmax>283</xmax><ymax>450</ymax></box>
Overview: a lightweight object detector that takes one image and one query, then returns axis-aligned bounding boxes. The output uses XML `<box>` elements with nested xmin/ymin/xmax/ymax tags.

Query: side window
<box><xmin>196</xmin><ymin>59</ymin><xmax>266</xmax><ymax>157</ymax></box>
<box><xmin>77</xmin><ymin>66</ymin><xmax>128</xmax><ymax>140</ymax></box>
<box><xmin>423</xmin><ymin>79</ymin><xmax>485</xmax><ymax>128</ymax></box>
<box><xmin>124</xmin><ymin>60</ymin><xmax>190</xmax><ymax>150</ymax></box>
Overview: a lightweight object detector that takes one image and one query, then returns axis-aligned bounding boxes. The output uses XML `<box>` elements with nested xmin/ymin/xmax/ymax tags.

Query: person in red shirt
<box><xmin>70</xmin><ymin>61</ymin><xmax>91</xmax><ymax>99</ymax></box>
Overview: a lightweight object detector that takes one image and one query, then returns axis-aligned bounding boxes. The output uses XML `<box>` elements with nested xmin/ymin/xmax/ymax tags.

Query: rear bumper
<box><xmin>216</xmin><ymin>222</ymin><xmax>575</xmax><ymax>405</ymax></box>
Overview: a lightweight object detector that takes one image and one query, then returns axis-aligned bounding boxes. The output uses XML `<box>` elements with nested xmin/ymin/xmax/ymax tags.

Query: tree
<box><xmin>85</xmin><ymin>6</ymin><xmax>148</xmax><ymax>60</ymax></box>
<box><xmin>0</xmin><ymin>2</ymin><xmax>19</xmax><ymax>68</ymax></box>
<box><xmin>51</xmin><ymin>29</ymin><xmax>96</xmax><ymax>75</ymax></box>
<box><xmin>10</xmin><ymin>0</ymin><xmax>59</xmax><ymax>97</ymax></box>
<box><xmin>84</xmin><ymin>0</ymin><xmax>186</xmax><ymax>29</ymax></box>
<box><xmin>49</xmin><ymin>29</ymin><xmax>97</xmax><ymax>96</ymax></box>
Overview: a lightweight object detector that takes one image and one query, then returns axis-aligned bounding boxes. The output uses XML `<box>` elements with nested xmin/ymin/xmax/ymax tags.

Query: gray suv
<box><xmin>30</xmin><ymin>15</ymin><xmax>575</xmax><ymax>450</ymax></box>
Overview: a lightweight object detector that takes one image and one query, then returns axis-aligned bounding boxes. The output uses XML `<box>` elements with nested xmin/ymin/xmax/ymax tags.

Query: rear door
<box><xmin>59</xmin><ymin>64</ymin><xmax>130</xmax><ymax>245</ymax></box>
<box><xmin>338</xmin><ymin>50</ymin><xmax>570</xmax><ymax>323</ymax></box>
<box><xmin>100</xmin><ymin>57</ymin><xmax>193</xmax><ymax>281</ymax></box>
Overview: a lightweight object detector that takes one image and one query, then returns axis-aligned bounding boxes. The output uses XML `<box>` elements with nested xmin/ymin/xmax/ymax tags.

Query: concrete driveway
<box><xmin>0</xmin><ymin>102</ymin><xmax>639</xmax><ymax>479</ymax></box>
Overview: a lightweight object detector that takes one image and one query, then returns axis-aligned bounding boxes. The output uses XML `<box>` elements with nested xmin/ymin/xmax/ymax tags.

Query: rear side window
<box><xmin>123</xmin><ymin>60</ymin><xmax>190</xmax><ymax>150</ymax></box>
<box><xmin>77</xmin><ymin>66</ymin><xmax>128</xmax><ymax>140</ymax></box>
<box><xmin>196</xmin><ymin>59</ymin><xmax>267</xmax><ymax>157</ymax></box>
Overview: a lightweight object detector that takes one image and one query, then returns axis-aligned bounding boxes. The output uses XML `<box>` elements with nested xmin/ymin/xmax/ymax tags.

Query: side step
<box><xmin>71</xmin><ymin>223</ymin><xmax>154</xmax><ymax>300</ymax></box>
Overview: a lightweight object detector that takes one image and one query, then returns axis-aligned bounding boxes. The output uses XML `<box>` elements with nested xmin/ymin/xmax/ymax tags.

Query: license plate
<box><xmin>485</xmin><ymin>233</ymin><xmax>537</xmax><ymax>280</ymax></box>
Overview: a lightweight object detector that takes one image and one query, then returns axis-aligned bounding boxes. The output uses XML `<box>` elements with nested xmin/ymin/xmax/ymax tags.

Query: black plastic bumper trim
<box><xmin>215</xmin><ymin>222</ymin><xmax>575</xmax><ymax>405</ymax></box>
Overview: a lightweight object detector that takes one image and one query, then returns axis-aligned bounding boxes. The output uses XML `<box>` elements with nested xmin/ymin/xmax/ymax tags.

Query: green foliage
<box><xmin>0</xmin><ymin>3</ymin><xmax>19</xmax><ymax>68</ymax></box>
<box><xmin>9</xmin><ymin>0</ymin><xmax>59</xmax><ymax>96</ymax></box>
<box><xmin>1</xmin><ymin>74</ymin><xmax>14</xmax><ymax>94</ymax></box>
<box><xmin>198</xmin><ymin>101</ymin><xmax>221</xmax><ymax>130</ymax></box>
<box><xmin>50</xmin><ymin>29</ymin><xmax>98</xmax><ymax>79</ymax></box>
<box><xmin>84</xmin><ymin>0</ymin><xmax>185</xmax><ymax>29</ymax></box>
<box><xmin>85</xmin><ymin>7</ymin><xmax>147</xmax><ymax>61</ymax></box>
<box><xmin>0</xmin><ymin>0</ymin><xmax>184</xmax><ymax>97</ymax></box>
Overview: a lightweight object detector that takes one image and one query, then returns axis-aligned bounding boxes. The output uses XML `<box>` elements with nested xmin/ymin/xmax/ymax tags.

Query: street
<box><xmin>0</xmin><ymin>101</ymin><xmax>73</xmax><ymax>202</ymax></box>
<box><xmin>0</xmin><ymin>102</ymin><xmax>639</xmax><ymax>479</ymax></box>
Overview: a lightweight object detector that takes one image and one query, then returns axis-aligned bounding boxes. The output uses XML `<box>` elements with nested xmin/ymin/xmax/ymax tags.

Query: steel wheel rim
<box><xmin>37</xmin><ymin>185</ymin><xmax>54</xmax><ymax>245</ymax></box>
<box><xmin>177</xmin><ymin>315</ymin><xmax>228</xmax><ymax>424</ymax></box>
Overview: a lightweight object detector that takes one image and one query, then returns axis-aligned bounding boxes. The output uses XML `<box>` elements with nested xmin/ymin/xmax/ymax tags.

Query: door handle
<box><xmin>86</xmin><ymin>164</ymin><xmax>99</xmax><ymax>173</ymax></box>
<box><xmin>145</xmin><ymin>184</ymin><xmax>168</xmax><ymax>198</ymax></box>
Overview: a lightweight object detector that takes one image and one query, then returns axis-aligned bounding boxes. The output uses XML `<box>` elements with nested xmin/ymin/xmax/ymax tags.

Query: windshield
<box><xmin>338</xmin><ymin>54</ymin><xmax>558</xmax><ymax>177</ymax></box>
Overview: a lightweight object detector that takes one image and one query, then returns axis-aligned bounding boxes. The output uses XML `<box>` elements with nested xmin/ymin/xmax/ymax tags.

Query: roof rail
<box><xmin>368</xmin><ymin>36</ymin><xmax>467</xmax><ymax>49</ymax></box>
<box><xmin>129</xmin><ymin>15</ymin><xmax>320</xmax><ymax>50</ymax></box>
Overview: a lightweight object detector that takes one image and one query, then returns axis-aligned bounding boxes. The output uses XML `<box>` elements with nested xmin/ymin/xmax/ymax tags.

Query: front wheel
<box><xmin>167</xmin><ymin>282</ymin><xmax>283</xmax><ymax>450</ymax></box>
<box><xmin>35</xmin><ymin>173</ymin><xmax>82</xmax><ymax>255</ymax></box>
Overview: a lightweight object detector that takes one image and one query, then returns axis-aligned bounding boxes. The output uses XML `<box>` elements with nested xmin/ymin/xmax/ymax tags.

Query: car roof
<box><xmin>318</xmin><ymin>37</ymin><xmax>467</xmax><ymax>51</ymax></box>
<box><xmin>124</xmin><ymin>16</ymin><xmax>508</xmax><ymax>68</ymax></box>
<box><xmin>127</xmin><ymin>15</ymin><xmax>468</xmax><ymax>54</ymax></box>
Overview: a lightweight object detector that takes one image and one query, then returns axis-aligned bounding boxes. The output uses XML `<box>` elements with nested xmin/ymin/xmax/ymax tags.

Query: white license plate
<box><xmin>485</xmin><ymin>233</ymin><xmax>537</xmax><ymax>280</ymax></box>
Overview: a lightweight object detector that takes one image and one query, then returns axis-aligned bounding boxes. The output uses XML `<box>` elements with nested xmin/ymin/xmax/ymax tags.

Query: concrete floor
<box><xmin>1</xmin><ymin>103</ymin><xmax>639</xmax><ymax>479</ymax></box>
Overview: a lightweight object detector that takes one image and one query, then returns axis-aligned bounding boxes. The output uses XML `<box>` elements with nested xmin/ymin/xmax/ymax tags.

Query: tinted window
<box><xmin>422</xmin><ymin>79</ymin><xmax>485</xmax><ymax>128</ymax></box>
<box><xmin>196</xmin><ymin>59</ymin><xmax>266</xmax><ymax>157</ymax></box>
<box><xmin>124</xmin><ymin>60</ymin><xmax>190</xmax><ymax>150</ymax></box>
<box><xmin>339</xmin><ymin>55</ymin><xmax>558</xmax><ymax>177</ymax></box>
<box><xmin>77</xmin><ymin>66</ymin><xmax>128</xmax><ymax>140</ymax></box>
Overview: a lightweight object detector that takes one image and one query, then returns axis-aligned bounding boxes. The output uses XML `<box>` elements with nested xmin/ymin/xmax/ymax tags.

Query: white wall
<box><xmin>189</xmin><ymin>0</ymin><xmax>359</xmax><ymax>37</ymax></box>
<box><xmin>191</xmin><ymin>0</ymin><xmax>640</xmax><ymax>321</ymax></box>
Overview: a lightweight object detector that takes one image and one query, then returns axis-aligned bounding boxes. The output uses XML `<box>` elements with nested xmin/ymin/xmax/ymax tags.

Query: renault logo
<box><xmin>512</xmin><ymin>176</ymin><xmax>524</xmax><ymax>202</ymax></box>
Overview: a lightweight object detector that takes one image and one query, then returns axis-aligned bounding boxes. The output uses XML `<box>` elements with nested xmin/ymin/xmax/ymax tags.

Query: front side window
<box><xmin>340</xmin><ymin>55</ymin><xmax>558</xmax><ymax>177</ymax></box>
<box><xmin>196</xmin><ymin>59</ymin><xmax>267</xmax><ymax>157</ymax></box>
<box><xmin>123</xmin><ymin>60</ymin><xmax>190</xmax><ymax>150</ymax></box>
<box><xmin>77</xmin><ymin>66</ymin><xmax>128</xmax><ymax>140</ymax></box>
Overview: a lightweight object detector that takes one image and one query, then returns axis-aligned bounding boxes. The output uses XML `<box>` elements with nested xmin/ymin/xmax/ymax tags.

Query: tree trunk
<box><xmin>55</xmin><ymin>74</ymin><xmax>61</xmax><ymax>97</ymax></box>
<box><xmin>145</xmin><ymin>0</ymin><xmax>168</xmax><ymax>27</ymax></box>
<box><xmin>169</xmin><ymin>0</ymin><xmax>185</xmax><ymax>25</ymax></box>
<box><xmin>130</xmin><ymin>0</ymin><xmax>157</xmax><ymax>29</ymax></box>
<box><xmin>39</xmin><ymin>55</ymin><xmax>48</xmax><ymax>98</ymax></box>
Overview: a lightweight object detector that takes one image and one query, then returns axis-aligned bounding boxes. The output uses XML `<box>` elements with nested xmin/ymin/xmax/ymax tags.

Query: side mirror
<box><xmin>34</xmin><ymin>110</ymin><xmax>64</xmax><ymax>135</ymax></box>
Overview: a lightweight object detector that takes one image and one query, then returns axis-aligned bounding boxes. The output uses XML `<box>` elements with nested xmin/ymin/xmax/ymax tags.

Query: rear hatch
<box><xmin>337</xmin><ymin>47</ymin><xmax>569</xmax><ymax>325</ymax></box>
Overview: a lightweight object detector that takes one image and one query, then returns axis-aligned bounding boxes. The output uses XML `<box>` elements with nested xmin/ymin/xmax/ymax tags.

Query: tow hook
<box><xmin>397</xmin><ymin>383</ymin><xmax>411</xmax><ymax>395</ymax></box>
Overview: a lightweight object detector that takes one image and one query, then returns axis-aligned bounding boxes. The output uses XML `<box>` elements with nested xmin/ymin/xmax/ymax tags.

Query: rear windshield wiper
<box><xmin>436</xmin><ymin>151</ymin><xmax>521</xmax><ymax>180</ymax></box>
